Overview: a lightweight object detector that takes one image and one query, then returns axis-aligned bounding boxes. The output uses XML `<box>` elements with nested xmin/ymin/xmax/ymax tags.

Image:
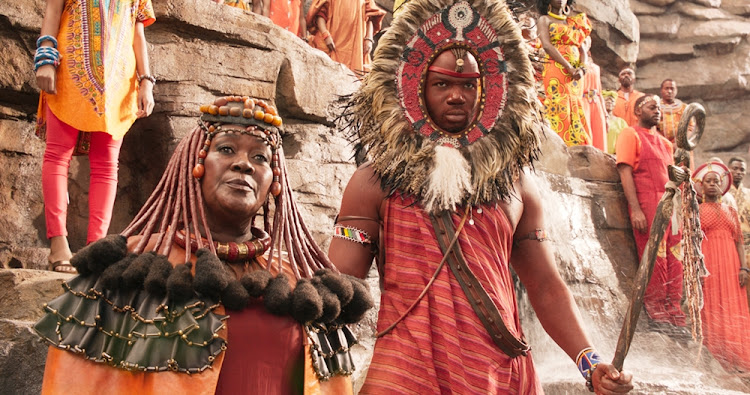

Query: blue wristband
<box><xmin>36</xmin><ymin>35</ymin><xmax>58</xmax><ymax>49</ymax></box>
<box><xmin>576</xmin><ymin>348</ymin><xmax>602</xmax><ymax>380</ymax></box>
<box><xmin>34</xmin><ymin>58</ymin><xmax>57</xmax><ymax>72</ymax></box>
<box><xmin>34</xmin><ymin>47</ymin><xmax>60</xmax><ymax>63</ymax></box>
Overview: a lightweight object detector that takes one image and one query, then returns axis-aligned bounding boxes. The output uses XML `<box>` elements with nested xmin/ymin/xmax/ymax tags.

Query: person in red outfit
<box><xmin>616</xmin><ymin>94</ymin><xmax>686</xmax><ymax>333</ymax></box>
<box><xmin>694</xmin><ymin>162</ymin><xmax>750</xmax><ymax>373</ymax></box>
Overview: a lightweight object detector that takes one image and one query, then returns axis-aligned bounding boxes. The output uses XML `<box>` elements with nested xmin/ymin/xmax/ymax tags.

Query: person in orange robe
<box><xmin>306</xmin><ymin>0</ymin><xmax>385</xmax><ymax>75</ymax></box>
<box><xmin>613</xmin><ymin>67</ymin><xmax>644</xmax><ymax>127</ymax></box>
<box><xmin>35</xmin><ymin>0</ymin><xmax>155</xmax><ymax>273</ymax></box>
<box><xmin>581</xmin><ymin>37</ymin><xmax>607</xmax><ymax>151</ymax></box>
<box><xmin>658</xmin><ymin>79</ymin><xmax>687</xmax><ymax>143</ymax></box>
<box><xmin>537</xmin><ymin>0</ymin><xmax>593</xmax><ymax>146</ymax></box>
<box><xmin>694</xmin><ymin>162</ymin><xmax>750</xmax><ymax>373</ymax></box>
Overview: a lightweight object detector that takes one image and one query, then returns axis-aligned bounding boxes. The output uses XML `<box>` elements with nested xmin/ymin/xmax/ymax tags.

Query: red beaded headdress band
<box><xmin>427</xmin><ymin>65</ymin><xmax>481</xmax><ymax>78</ymax></box>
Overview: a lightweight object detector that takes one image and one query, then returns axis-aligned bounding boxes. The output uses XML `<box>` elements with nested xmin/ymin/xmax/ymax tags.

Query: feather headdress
<box><xmin>343</xmin><ymin>0</ymin><xmax>546</xmax><ymax>213</ymax></box>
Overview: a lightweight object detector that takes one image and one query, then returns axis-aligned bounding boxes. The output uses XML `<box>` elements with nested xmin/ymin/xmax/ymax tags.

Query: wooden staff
<box><xmin>612</xmin><ymin>103</ymin><xmax>706</xmax><ymax>371</ymax></box>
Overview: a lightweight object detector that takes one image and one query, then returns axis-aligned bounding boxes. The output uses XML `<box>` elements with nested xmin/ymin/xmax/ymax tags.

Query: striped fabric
<box><xmin>360</xmin><ymin>194</ymin><xmax>542</xmax><ymax>394</ymax></box>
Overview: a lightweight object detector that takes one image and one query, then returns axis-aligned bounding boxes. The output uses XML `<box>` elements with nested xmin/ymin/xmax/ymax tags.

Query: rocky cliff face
<box><xmin>631</xmin><ymin>0</ymin><xmax>750</xmax><ymax>165</ymax></box>
<box><xmin>1</xmin><ymin>0</ymin><xmax>749</xmax><ymax>393</ymax></box>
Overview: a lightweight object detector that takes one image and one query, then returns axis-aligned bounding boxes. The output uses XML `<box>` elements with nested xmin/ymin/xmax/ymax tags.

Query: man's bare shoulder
<box><xmin>341</xmin><ymin>162</ymin><xmax>387</xmax><ymax>218</ymax></box>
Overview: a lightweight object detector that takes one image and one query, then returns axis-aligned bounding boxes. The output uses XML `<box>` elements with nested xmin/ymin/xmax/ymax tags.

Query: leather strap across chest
<box><xmin>430</xmin><ymin>211</ymin><xmax>530</xmax><ymax>358</ymax></box>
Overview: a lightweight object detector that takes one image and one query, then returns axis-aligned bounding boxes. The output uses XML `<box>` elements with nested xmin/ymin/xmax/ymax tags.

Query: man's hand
<box><xmin>739</xmin><ymin>269</ymin><xmax>749</xmax><ymax>287</ymax></box>
<box><xmin>136</xmin><ymin>80</ymin><xmax>154</xmax><ymax>118</ymax></box>
<box><xmin>630</xmin><ymin>207</ymin><xmax>648</xmax><ymax>233</ymax></box>
<box><xmin>592</xmin><ymin>363</ymin><xmax>633</xmax><ymax>394</ymax></box>
<box><xmin>36</xmin><ymin>64</ymin><xmax>57</xmax><ymax>94</ymax></box>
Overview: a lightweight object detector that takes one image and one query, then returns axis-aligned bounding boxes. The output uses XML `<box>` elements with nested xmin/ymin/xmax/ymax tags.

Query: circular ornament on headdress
<box><xmin>692</xmin><ymin>161</ymin><xmax>732</xmax><ymax>198</ymax></box>
<box><xmin>347</xmin><ymin>0</ymin><xmax>544</xmax><ymax>210</ymax></box>
<box><xmin>398</xmin><ymin>1</ymin><xmax>507</xmax><ymax>147</ymax></box>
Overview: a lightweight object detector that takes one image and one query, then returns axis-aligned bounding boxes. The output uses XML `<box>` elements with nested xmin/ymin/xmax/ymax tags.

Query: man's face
<box><xmin>619</xmin><ymin>68</ymin><xmax>635</xmax><ymax>89</ymax></box>
<box><xmin>424</xmin><ymin>51</ymin><xmax>480</xmax><ymax>133</ymax></box>
<box><xmin>636</xmin><ymin>97</ymin><xmax>661</xmax><ymax>128</ymax></box>
<box><xmin>730</xmin><ymin>160</ymin><xmax>746</xmax><ymax>187</ymax></box>
<box><xmin>661</xmin><ymin>80</ymin><xmax>677</xmax><ymax>104</ymax></box>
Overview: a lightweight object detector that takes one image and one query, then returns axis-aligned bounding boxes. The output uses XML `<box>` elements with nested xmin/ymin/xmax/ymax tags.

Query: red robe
<box><xmin>361</xmin><ymin>194</ymin><xmax>541</xmax><ymax>394</ymax></box>
<box><xmin>699</xmin><ymin>202</ymin><xmax>750</xmax><ymax>372</ymax></box>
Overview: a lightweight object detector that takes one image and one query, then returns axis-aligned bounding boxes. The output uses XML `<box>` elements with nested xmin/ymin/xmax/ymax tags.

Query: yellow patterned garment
<box><xmin>730</xmin><ymin>184</ymin><xmax>750</xmax><ymax>241</ymax></box>
<box><xmin>658</xmin><ymin>99</ymin><xmax>686</xmax><ymax>143</ymax></box>
<box><xmin>224</xmin><ymin>0</ymin><xmax>252</xmax><ymax>10</ymax></box>
<box><xmin>37</xmin><ymin>0</ymin><xmax>155</xmax><ymax>141</ymax></box>
<box><xmin>542</xmin><ymin>12</ymin><xmax>592</xmax><ymax>146</ymax></box>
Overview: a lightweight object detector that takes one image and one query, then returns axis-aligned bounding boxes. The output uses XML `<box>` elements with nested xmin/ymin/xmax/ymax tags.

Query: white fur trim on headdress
<box><xmin>423</xmin><ymin>146</ymin><xmax>474</xmax><ymax>212</ymax></box>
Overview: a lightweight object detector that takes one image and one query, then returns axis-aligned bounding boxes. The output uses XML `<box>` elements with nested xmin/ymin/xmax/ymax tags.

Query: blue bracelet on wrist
<box><xmin>36</xmin><ymin>35</ymin><xmax>58</xmax><ymax>49</ymax></box>
<box><xmin>576</xmin><ymin>347</ymin><xmax>602</xmax><ymax>392</ymax></box>
<box><xmin>34</xmin><ymin>58</ymin><xmax>58</xmax><ymax>72</ymax></box>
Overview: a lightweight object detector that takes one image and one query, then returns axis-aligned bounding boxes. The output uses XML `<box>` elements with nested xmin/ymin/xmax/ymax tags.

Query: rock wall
<box><xmin>631</xmin><ymin>0</ymin><xmax>750</xmax><ymax>165</ymax></box>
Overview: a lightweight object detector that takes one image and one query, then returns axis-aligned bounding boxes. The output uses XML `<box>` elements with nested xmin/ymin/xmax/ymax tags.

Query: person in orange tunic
<box><xmin>34</xmin><ymin>97</ymin><xmax>371</xmax><ymax>394</ymax></box>
<box><xmin>537</xmin><ymin>0</ymin><xmax>593</xmax><ymax>146</ymax></box>
<box><xmin>581</xmin><ymin>37</ymin><xmax>607</xmax><ymax>151</ymax></box>
<box><xmin>613</xmin><ymin>67</ymin><xmax>644</xmax><ymax>127</ymax></box>
<box><xmin>693</xmin><ymin>162</ymin><xmax>750</xmax><ymax>373</ymax></box>
<box><xmin>657</xmin><ymin>79</ymin><xmax>687</xmax><ymax>143</ymax></box>
<box><xmin>306</xmin><ymin>0</ymin><xmax>385</xmax><ymax>75</ymax></box>
<box><xmin>35</xmin><ymin>0</ymin><xmax>156</xmax><ymax>273</ymax></box>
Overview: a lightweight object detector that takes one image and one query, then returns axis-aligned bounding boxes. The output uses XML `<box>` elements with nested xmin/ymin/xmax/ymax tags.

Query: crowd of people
<box><xmin>27</xmin><ymin>0</ymin><xmax>749</xmax><ymax>392</ymax></box>
<box><xmin>212</xmin><ymin>0</ymin><xmax>385</xmax><ymax>76</ymax></box>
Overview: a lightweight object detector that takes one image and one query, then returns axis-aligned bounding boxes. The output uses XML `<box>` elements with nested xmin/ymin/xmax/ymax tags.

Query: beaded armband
<box><xmin>513</xmin><ymin>228</ymin><xmax>548</xmax><ymax>247</ymax></box>
<box><xmin>576</xmin><ymin>347</ymin><xmax>602</xmax><ymax>392</ymax></box>
<box><xmin>333</xmin><ymin>225</ymin><xmax>372</xmax><ymax>245</ymax></box>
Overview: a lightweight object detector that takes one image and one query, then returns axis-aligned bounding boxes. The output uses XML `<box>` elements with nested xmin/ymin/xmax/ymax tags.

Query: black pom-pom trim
<box><xmin>221</xmin><ymin>280</ymin><xmax>250</xmax><ymax>311</ymax></box>
<box><xmin>339</xmin><ymin>275</ymin><xmax>374</xmax><ymax>324</ymax></box>
<box><xmin>264</xmin><ymin>274</ymin><xmax>292</xmax><ymax>315</ymax></box>
<box><xmin>291</xmin><ymin>279</ymin><xmax>323</xmax><ymax>323</ymax></box>
<box><xmin>100</xmin><ymin>253</ymin><xmax>138</xmax><ymax>290</ymax></box>
<box><xmin>70</xmin><ymin>235</ymin><xmax>127</xmax><ymax>276</ymax></box>
<box><xmin>314</xmin><ymin>281</ymin><xmax>341</xmax><ymax>324</ymax></box>
<box><xmin>122</xmin><ymin>252</ymin><xmax>157</xmax><ymax>290</ymax></box>
<box><xmin>316</xmin><ymin>269</ymin><xmax>354</xmax><ymax>307</ymax></box>
<box><xmin>241</xmin><ymin>270</ymin><xmax>273</xmax><ymax>297</ymax></box>
<box><xmin>194</xmin><ymin>248</ymin><xmax>229</xmax><ymax>299</ymax></box>
<box><xmin>144</xmin><ymin>255</ymin><xmax>173</xmax><ymax>297</ymax></box>
<box><xmin>167</xmin><ymin>263</ymin><xmax>195</xmax><ymax>303</ymax></box>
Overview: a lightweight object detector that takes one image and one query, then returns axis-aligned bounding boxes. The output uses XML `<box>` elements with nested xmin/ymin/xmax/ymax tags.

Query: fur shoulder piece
<box><xmin>343</xmin><ymin>0</ymin><xmax>545</xmax><ymax>212</ymax></box>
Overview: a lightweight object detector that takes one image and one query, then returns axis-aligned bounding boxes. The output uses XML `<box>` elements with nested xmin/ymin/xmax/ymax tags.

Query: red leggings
<box><xmin>42</xmin><ymin>106</ymin><xmax>123</xmax><ymax>243</ymax></box>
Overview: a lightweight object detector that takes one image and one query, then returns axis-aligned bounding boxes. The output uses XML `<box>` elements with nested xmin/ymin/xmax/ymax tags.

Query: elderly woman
<box><xmin>694</xmin><ymin>162</ymin><xmax>750</xmax><ymax>373</ymax></box>
<box><xmin>34</xmin><ymin>97</ymin><xmax>372</xmax><ymax>394</ymax></box>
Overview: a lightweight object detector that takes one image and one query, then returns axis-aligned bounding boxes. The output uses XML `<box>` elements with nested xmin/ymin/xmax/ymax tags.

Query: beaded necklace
<box><xmin>173</xmin><ymin>227</ymin><xmax>272</xmax><ymax>263</ymax></box>
<box><xmin>548</xmin><ymin>11</ymin><xmax>567</xmax><ymax>20</ymax></box>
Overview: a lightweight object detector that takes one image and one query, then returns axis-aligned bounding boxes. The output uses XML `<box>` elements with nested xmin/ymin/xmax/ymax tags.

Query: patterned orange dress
<box><xmin>699</xmin><ymin>202</ymin><xmax>750</xmax><ymax>372</ymax></box>
<box><xmin>542</xmin><ymin>13</ymin><xmax>592</xmax><ymax>146</ymax></box>
<box><xmin>36</xmin><ymin>0</ymin><xmax>155</xmax><ymax>141</ymax></box>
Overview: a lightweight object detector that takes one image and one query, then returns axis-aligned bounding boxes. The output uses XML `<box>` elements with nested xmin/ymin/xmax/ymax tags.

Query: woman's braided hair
<box><xmin>121</xmin><ymin>97</ymin><xmax>336</xmax><ymax>280</ymax></box>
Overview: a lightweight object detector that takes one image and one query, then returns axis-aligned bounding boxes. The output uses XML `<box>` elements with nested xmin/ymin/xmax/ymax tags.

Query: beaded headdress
<box><xmin>194</xmin><ymin>96</ymin><xmax>283</xmax><ymax>196</ymax></box>
<box><xmin>692</xmin><ymin>161</ymin><xmax>732</xmax><ymax>198</ymax></box>
<box><xmin>636</xmin><ymin>95</ymin><xmax>661</xmax><ymax>111</ymax></box>
<box><xmin>343</xmin><ymin>0</ymin><xmax>544</xmax><ymax>212</ymax></box>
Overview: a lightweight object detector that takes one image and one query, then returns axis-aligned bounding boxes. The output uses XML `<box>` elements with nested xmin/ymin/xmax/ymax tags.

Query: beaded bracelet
<box><xmin>34</xmin><ymin>47</ymin><xmax>60</xmax><ymax>63</ymax></box>
<box><xmin>138</xmin><ymin>74</ymin><xmax>157</xmax><ymax>85</ymax></box>
<box><xmin>34</xmin><ymin>58</ymin><xmax>58</xmax><ymax>72</ymax></box>
<box><xmin>575</xmin><ymin>347</ymin><xmax>602</xmax><ymax>392</ymax></box>
<box><xmin>741</xmin><ymin>267</ymin><xmax>750</xmax><ymax>273</ymax></box>
<box><xmin>36</xmin><ymin>35</ymin><xmax>58</xmax><ymax>49</ymax></box>
<box><xmin>333</xmin><ymin>225</ymin><xmax>372</xmax><ymax>245</ymax></box>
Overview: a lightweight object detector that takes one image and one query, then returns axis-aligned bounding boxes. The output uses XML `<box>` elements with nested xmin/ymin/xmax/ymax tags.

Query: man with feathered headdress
<box><xmin>329</xmin><ymin>0</ymin><xmax>633</xmax><ymax>392</ymax></box>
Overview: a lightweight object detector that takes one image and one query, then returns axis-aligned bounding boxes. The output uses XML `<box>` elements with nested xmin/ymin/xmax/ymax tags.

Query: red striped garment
<box><xmin>360</xmin><ymin>194</ymin><xmax>542</xmax><ymax>394</ymax></box>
